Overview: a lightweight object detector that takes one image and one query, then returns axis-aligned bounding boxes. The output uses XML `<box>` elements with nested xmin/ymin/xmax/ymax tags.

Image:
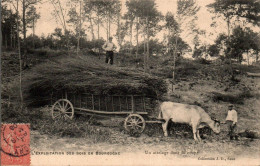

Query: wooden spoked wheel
<box><xmin>52</xmin><ymin>99</ymin><xmax>74</xmax><ymax>120</ymax></box>
<box><xmin>124</xmin><ymin>114</ymin><xmax>146</xmax><ymax>133</ymax></box>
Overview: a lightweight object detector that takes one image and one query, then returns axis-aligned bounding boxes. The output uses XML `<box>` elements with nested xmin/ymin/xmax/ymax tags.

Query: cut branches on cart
<box><xmin>21</xmin><ymin>55</ymin><xmax>167</xmax><ymax>107</ymax></box>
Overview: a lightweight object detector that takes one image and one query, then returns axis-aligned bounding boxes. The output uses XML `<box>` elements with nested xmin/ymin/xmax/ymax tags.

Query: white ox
<box><xmin>158</xmin><ymin>101</ymin><xmax>220</xmax><ymax>141</ymax></box>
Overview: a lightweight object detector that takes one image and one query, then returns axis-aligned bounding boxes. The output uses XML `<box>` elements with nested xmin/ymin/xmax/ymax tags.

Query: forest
<box><xmin>2</xmin><ymin>0</ymin><xmax>259</xmax><ymax>61</ymax></box>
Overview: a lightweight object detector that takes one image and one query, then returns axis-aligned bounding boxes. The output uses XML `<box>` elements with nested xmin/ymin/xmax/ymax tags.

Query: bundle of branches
<box><xmin>22</xmin><ymin>55</ymin><xmax>167</xmax><ymax>106</ymax></box>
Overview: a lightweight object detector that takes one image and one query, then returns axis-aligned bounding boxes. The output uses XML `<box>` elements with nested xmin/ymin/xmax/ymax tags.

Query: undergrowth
<box><xmin>1</xmin><ymin>101</ymin><xmax>111</xmax><ymax>143</ymax></box>
<box><xmin>212</xmin><ymin>90</ymin><xmax>253</xmax><ymax>104</ymax></box>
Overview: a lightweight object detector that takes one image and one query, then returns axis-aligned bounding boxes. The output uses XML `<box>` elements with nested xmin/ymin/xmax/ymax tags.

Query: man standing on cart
<box><xmin>102</xmin><ymin>37</ymin><xmax>117</xmax><ymax>65</ymax></box>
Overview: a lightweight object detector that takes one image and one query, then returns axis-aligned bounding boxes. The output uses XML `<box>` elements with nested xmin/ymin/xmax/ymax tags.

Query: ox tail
<box><xmin>158</xmin><ymin>111</ymin><xmax>165</xmax><ymax>122</ymax></box>
<box><xmin>158</xmin><ymin>111</ymin><xmax>163</xmax><ymax>119</ymax></box>
<box><xmin>156</xmin><ymin>101</ymin><xmax>165</xmax><ymax>122</ymax></box>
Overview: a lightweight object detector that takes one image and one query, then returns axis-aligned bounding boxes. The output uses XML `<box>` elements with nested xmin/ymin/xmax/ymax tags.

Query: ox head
<box><xmin>211</xmin><ymin>117</ymin><xmax>221</xmax><ymax>134</ymax></box>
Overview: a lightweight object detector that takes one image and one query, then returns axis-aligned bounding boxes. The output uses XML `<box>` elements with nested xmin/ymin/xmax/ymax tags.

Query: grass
<box><xmin>1</xmin><ymin>101</ymin><xmax>111</xmax><ymax>143</ymax></box>
<box><xmin>212</xmin><ymin>90</ymin><xmax>254</xmax><ymax>104</ymax></box>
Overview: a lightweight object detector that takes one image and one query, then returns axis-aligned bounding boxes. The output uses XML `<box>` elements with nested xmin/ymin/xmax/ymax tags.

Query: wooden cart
<box><xmin>51</xmin><ymin>92</ymin><xmax>162</xmax><ymax>134</ymax></box>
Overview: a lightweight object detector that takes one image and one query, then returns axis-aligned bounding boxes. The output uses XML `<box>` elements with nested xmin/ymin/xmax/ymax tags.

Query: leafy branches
<box><xmin>207</xmin><ymin>0</ymin><xmax>260</xmax><ymax>26</ymax></box>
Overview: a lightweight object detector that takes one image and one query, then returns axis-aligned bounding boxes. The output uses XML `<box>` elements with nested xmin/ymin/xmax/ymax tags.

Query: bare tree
<box><xmin>6</xmin><ymin>0</ymin><xmax>41</xmax><ymax>67</ymax></box>
<box><xmin>12</xmin><ymin>0</ymin><xmax>23</xmax><ymax>104</ymax></box>
<box><xmin>170</xmin><ymin>0</ymin><xmax>200</xmax><ymax>81</ymax></box>
<box><xmin>67</xmin><ymin>0</ymin><xmax>84</xmax><ymax>55</ymax></box>
<box><xmin>115</xmin><ymin>7</ymin><xmax>127</xmax><ymax>52</ymax></box>
<box><xmin>26</xmin><ymin>5</ymin><xmax>40</xmax><ymax>48</ymax></box>
<box><xmin>21</xmin><ymin>0</ymin><xmax>41</xmax><ymax>67</ymax></box>
<box><xmin>50</xmin><ymin>0</ymin><xmax>69</xmax><ymax>49</ymax></box>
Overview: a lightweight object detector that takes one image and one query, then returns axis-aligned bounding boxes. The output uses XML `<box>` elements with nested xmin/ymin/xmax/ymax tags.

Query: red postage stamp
<box><xmin>1</xmin><ymin>124</ymin><xmax>30</xmax><ymax>165</ymax></box>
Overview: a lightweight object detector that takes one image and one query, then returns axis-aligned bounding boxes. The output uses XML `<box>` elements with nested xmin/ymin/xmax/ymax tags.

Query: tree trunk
<box><xmin>143</xmin><ymin>33</ymin><xmax>146</xmax><ymax>71</ymax></box>
<box><xmin>108</xmin><ymin>10</ymin><xmax>111</xmax><ymax>39</ymax></box>
<box><xmin>172</xmin><ymin>30</ymin><xmax>178</xmax><ymax>82</ymax></box>
<box><xmin>256</xmin><ymin>51</ymin><xmax>259</xmax><ymax>62</ymax></box>
<box><xmin>144</xmin><ymin>17</ymin><xmax>149</xmax><ymax>72</ymax></box>
<box><xmin>33</xmin><ymin>18</ymin><xmax>35</xmax><ymax>48</ymax></box>
<box><xmin>168</xmin><ymin>28</ymin><xmax>170</xmax><ymax>54</ymax></box>
<box><xmin>22</xmin><ymin>0</ymin><xmax>27</xmax><ymax>67</ymax></box>
<box><xmin>89</xmin><ymin>17</ymin><xmax>95</xmax><ymax>40</ymax></box>
<box><xmin>130</xmin><ymin>21</ymin><xmax>133</xmax><ymax>54</ymax></box>
<box><xmin>227</xmin><ymin>16</ymin><xmax>234</xmax><ymax>78</ymax></box>
<box><xmin>5</xmin><ymin>33</ymin><xmax>8</xmax><ymax>48</ymax></box>
<box><xmin>107</xmin><ymin>10</ymin><xmax>109</xmax><ymax>40</ymax></box>
<box><xmin>97</xmin><ymin>13</ymin><xmax>100</xmax><ymax>59</ymax></box>
<box><xmin>136</xmin><ymin>17</ymin><xmax>139</xmax><ymax>58</ymax></box>
<box><xmin>11</xmin><ymin>27</ymin><xmax>13</xmax><ymax>48</ymax></box>
<box><xmin>146</xmin><ymin>17</ymin><xmax>149</xmax><ymax>72</ymax></box>
<box><xmin>97</xmin><ymin>14</ymin><xmax>100</xmax><ymax>40</ymax></box>
<box><xmin>57</xmin><ymin>0</ymin><xmax>68</xmax><ymax>50</ymax></box>
<box><xmin>171</xmin><ymin>14</ymin><xmax>182</xmax><ymax>85</ymax></box>
<box><xmin>0</xmin><ymin>16</ymin><xmax>2</xmax><ymax>49</ymax></box>
<box><xmin>117</xmin><ymin>11</ymin><xmax>121</xmax><ymax>52</ymax></box>
<box><xmin>147</xmin><ymin>35</ymin><xmax>149</xmax><ymax>56</ymax></box>
<box><xmin>13</xmin><ymin>30</ymin><xmax>16</xmax><ymax>48</ymax></box>
<box><xmin>227</xmin><ymin>17</ymin><xmax>230</xmax><ymax>41</ymax></box>
<box><xmin>17</xmin><ymin>0</ymin><xmax>23</xmax><ymax>105</ymax></box>
<box><xmin>65</xmin><ymin>34</ymin><xmax>69</xmax><ymax>50</ymax></box>
<box><xmin>77</xmin><ymin>1</ymin><xmax>82</xmax><ymax>56</ymax></box>
<box><xmin>143</xmin><ymin>34</ymin><xmax>146</xmax><ymax>54</ymax></box>
<box><xmin>22</xmin><ymin>0</ymin><xmax>26</xmax><ymax>41</ymax></box>
<box><xmin>247</xmin><ymin>50</ymin><xmax>250</xmax><ymax>66</ymax></box>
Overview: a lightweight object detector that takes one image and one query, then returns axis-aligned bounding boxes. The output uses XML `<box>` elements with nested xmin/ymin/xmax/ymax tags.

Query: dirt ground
<box><xmin>30</xmin><ymin>127</ymin><xmax>260</xmax><ymax>158</ymax></box>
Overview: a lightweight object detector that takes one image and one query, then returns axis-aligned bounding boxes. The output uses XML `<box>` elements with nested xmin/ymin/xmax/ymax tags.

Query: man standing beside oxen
<box><xmin>225</xmin><ymin>104</ymin><xmax>239</xmax><ymax>140</ymax></box>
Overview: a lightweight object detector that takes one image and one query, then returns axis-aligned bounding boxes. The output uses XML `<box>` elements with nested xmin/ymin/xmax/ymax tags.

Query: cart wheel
<box><xmin>52</xmin><ymin>99</ymin><xmax>74</xmax><ymax>120</ymax></box>
<box><xmin>124</xmin><ymin>114</ymin><xmax>146</xmax><ymax>134</ymax></box>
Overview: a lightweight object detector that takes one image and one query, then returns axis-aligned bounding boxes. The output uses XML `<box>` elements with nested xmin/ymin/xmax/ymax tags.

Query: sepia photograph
<box><xmin>1</xmin><ymin>0</ymin><xmax>260</xmax><ymax>165</ymax></box>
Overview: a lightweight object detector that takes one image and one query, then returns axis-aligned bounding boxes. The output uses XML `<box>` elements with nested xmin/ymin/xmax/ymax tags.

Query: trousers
<box><xmin>226</xmin><ymin>120</ymin><xmax>237</xmax><ymax>139</ymax></box>
<box><xmin>105</xmin><ymin>51</ymin><xmax>114</xmax><ymax>65</ymax></box>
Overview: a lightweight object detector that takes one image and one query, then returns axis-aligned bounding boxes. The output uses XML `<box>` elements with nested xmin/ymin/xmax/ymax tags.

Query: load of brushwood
<box><xmin>22</xmin><ymin>55</ymin><xmax>167</xmax><ymax>106</ymax></box>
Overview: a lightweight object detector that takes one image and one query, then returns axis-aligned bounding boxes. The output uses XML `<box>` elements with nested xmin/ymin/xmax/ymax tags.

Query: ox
<box><xmin>158</xmin><ymin>101</ymin><xmax>220</xmax><ymax>141</ymax></box>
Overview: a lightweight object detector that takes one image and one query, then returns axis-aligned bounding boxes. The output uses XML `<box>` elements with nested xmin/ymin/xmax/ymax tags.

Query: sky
<box><xmin>30</xmin><ymin>0</ymin><xmax>223</xmax><ymax>47</ymax></box>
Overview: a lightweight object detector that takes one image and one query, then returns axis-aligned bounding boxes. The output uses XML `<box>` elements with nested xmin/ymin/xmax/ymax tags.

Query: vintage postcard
<box><xmin>1</xmin><ymin>0</ymin><xmax>260</xmax><ymax>165</ymax></box>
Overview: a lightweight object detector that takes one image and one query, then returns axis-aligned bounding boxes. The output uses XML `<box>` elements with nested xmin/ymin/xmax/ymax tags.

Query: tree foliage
<box><xmin>229</xmin><ymin>26</ymin><xmax>260</xmax><ymax>61</ymax></box>
<box><xmin>26</xmin><ymin>6</ymin><xmax>40</xmax><ymax>29</ymax></box>
<box><xmin>168</xmin><ymin>35</ymin><xmax>189</xmax><ymax>54</ymax></box>
<box><xmin>208</xmin><ymin>44</ymin><xmax>219</xmax><ymax>57</ymax></box>
<box><xmin>208</xmin><ymin>0</ymin><xmax>260</xmax><ymax>26</ymax></box>
<box><xmin>177</xmin><ymin>0</ymin><xmax>200</xmax><ymax>18</ymax></box>
<box><xmin>165</xmin><ymin>12</ymin><xmax>179</xmax><ymax>32</ymax></box>
<box><xmin>1</xmin><ymin>5</ymin><xmax>18</xmax><ymax>48</ymax></box>
<box><xmin>125</xmin><ymin>0</ymin><xmax>163</xmax><ymax>40</ymax></box>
